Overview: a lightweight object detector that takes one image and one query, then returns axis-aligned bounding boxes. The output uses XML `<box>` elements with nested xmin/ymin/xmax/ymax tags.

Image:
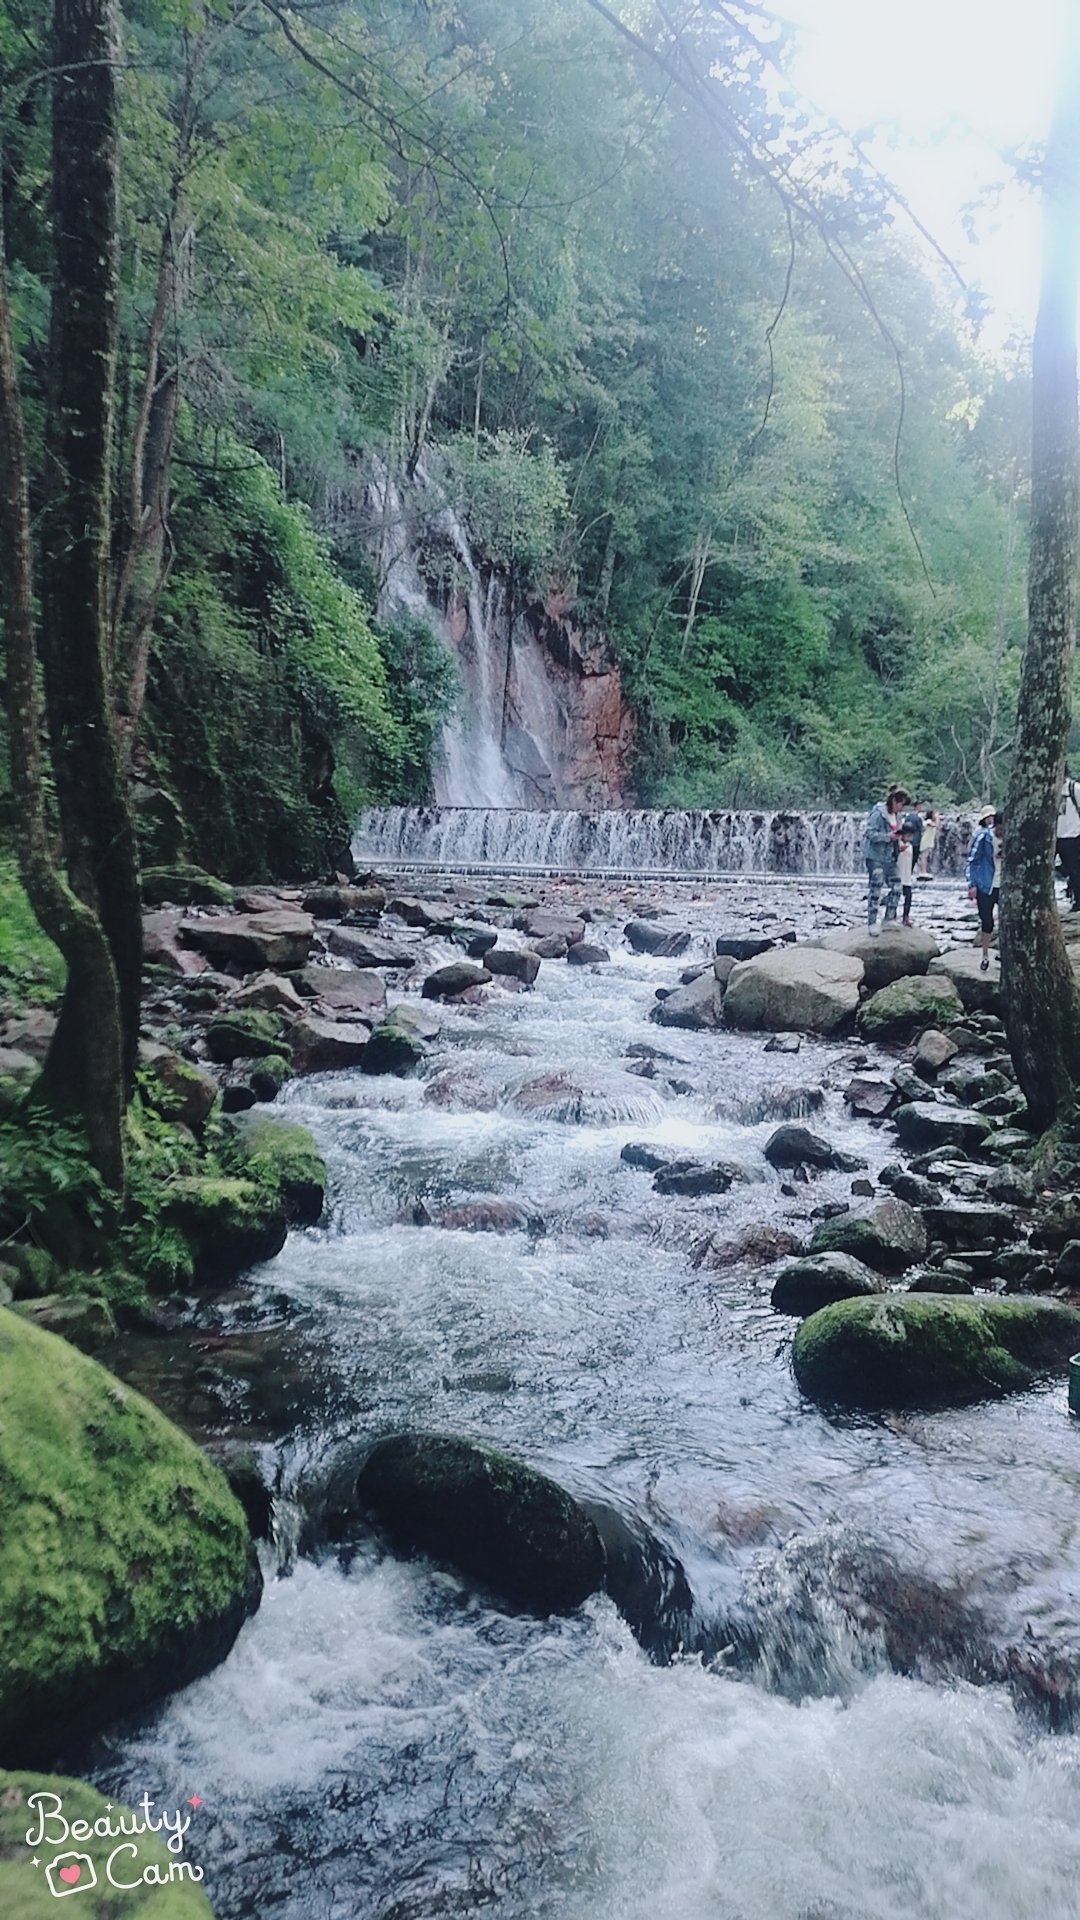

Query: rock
<box><xmin>879</xmin><ymin>1168</ymin><xmax>944</xmax><ymax>1207</ymax></box>
<box><xmin>714</xmin><ymin>934</ymin><xmax>777</xmax><ymax>961</ymax></box>
<box><xmin>533</xmin><ymin>935</ymin><xmax>571</xmax><ymax>958</ymax></box>
<box><xmin>713</xmin><ymin>953</ymin><xmax>737</xmax><ymax>986</ymax></box>
<box><xmin>0</xmin><ymin>1008</ymin><xmax>56</xmax><ymax>1061</ymax></box>
<box><xmin>771</xmin><ymin>1252</ymin><xmax>885</xmax><ymax>1316</ymax></box>
<box><xmin>0</xmin><ymin>1310</ymin><xmax>260</xmax><ymax>1764</ymax></box>
<box><xmin>246</xmin><ymin>1053</ymin><xmax>293</xmax><ymax>1101</ymax></box>
<box><xmin>691</xmin><ymin>1225</ymin><xmax>805</xmax><ymax>1270</ymax></box>
<box><xmin>513</xmin><ymin>909</ymin><xmax>586</xmax><ymax>949</ymax></box>
<box><xmin>386</xmin><ymin>896</ymin><xmax>456</xmax><ymax>930</ymax></box>
<box><xmin>302</xmin><ymin>884</ymin><xmax>386</xmax><ymax>919</ymax></box>
<box><xmin>142</xmin><ymin>908</ymin><xmax>208</xmax><ymax>976</ymax></box>
<box><xmin>984</xmin><ymin>1165</ymin><xmax>1035</xmax><ymax>1207</ymax></box>
<box><xmin>941</xmin><ymin>1065</ymin><xmax>1012</xmax><ymax>1104</ymax></box>
<box><xmin>361</xmin><ymin>1019</ymin><xmax>428</xmax><ymax>1076</ymax></box>
<box><xmin>724</xmin><ymin>947</ymin><xmax>863</xmax><ymax>1035</ymax></box>
<box><xmin>0</xmin><ymin>1048</ymin><xmax>36</xmax><ymax>1116</ymax></box>
<box><xmin>326</xmin><ymin>926</ymin><xmax>415</xmax><ymax>968</ymax></box>
<box><xmin>483</xmin><ymin>947</ymin><xmax>541</xmax><ymax>985</ymax></box>
<box><xmin>921</xmin><ymin>1203</ymin><xmax>1015</xmax><ymax>1247</ymax></box>
<box><xmin>12</xmin><ymin>1292</ymin><xmax>117</xmax><ymax>1354</ymax></box>
<box><xmin>180</xmin><ymin>909</ymin><xmax>314</xmax><ymax>970</ymax></box>
<box><xmin>624</xmin><ymin>921</ymin><xmax>691</xmax><ymax>956</ymax></box>
<box><xmin>908</xmin><ymin>1268</ymin><xmax>975</xmax><ymax>1294</ymax></box>
<box><xmin>844</xmin><ymin>1075</ymin><xmax>896</xmax><ymax>1117</ymax></box>
<box><xmin>290</xmin><ymin>1015</ymin><xmax>371</xmax><ymax>1074</ymax></box>
<box><xmin>354</xmin><ymin>1433</ymin><xmax>605</xmax><ymax>1614</ymax></box>
<box><xmin>0</xmin><ymin>1769</ymin><xmax>217</xmax><ymax>1913</ymax></box>
<box><xmin>893</xmin><ymin>1064</ymin><xmax>933</xmax><ymax>1104</ymax></box>
<box><xmin>302</xmin><ymin>965</ymin><xmax>387</xmax><ymax>1019</ymax></box>
<box><xmin>817</xmin><ymin>924</ymin><xmax>939</xmax><ymax>990</ymax></box>
<box><xmin>466</xmin><ymin>929</ymin><xmax>500</xmax><ymax>959</ymax></box>
<box><xmin>422</xmin><ymin>961</ymin><xmax>493</xmax><ymax>999</ymax></box>
<box><xmin>161</xmin><ymin>1177</ymin><xmax>288</xmax><ymax>1280</ymax></box>
<box><xmin>1054</xmin><ymin>1240</ymin><xmax>1080</xmax><ymax>1283</ymax></box>
<box><xmin>947</xmin><ymin>1024</ymin><xmax>998</xmax><ymax>1056</ymax></box>
<box><xmin>621</xmin><ymin>1141</ymin><xmax>682</xmax><ymax>1172</ymax></box>
<box><xmin>764</xmin><ymin>1124</ymin><xmax>866</xmax><ymax>1172</ymax></box>
<box><xmin>856</xmin><ymin>974</ymin><xmax>964</xmax><ymax>1041</ymax></box>
<box><xmin>137</xmin><ymin>1040</ymin><xmax>217</xmax><ymax>1131</ymax></box>
<box><xmin>510</xmin><ymin>1070</ymin><xmax>663</xmax><ymax>1126</ymax></box>
<box><xmin>205</xmin><ymin>1008</ymin><xmax>286</xmax><ymax>1063</ymax></box>
<box><xmin>567</xmin><ymin>941</ymin><xmax>611</xmax><ymax>965</ymax></box>
<box><xmin>652</xmin><ymin>1160</ymin><xmax>747</xmax><ymax>1196</ymax></box>
<box><xmin>724</xmin><ymin>1083</ymin><xmax>825</xmax><ymax>1124</ymax></box>
<box><xmin>928</xmin><ymin>948</ymin><xmax>1004</xmax><ymax>1012</ymax></box>
<box><xmin>387</xmin><ymin>1001</ymin><xmax>442</xmax><ymax>1042</ymax></box>
<box><xmin>791</xmin><ymin>1293</ymin><xmax>1080</xmax><ymax>1408</ymax></box>
<box><xmin>808</xmin><ymin>1196</ymin><xmax>928</xmax><ymax>1273</ymax></box>
<box><xmin>649</xmin><ymin>970</ymin><xmax>723</xmax><ymax>1030</ymax></box>
<box><xmin>894</xmin><ymin>1102</ymin><xmax>994</xmax><ymax>1153</ymax></box>
<box><xmin>764</xmin><ymin>1033</ymin><xmax>801</xmax><ymax>1054</ymax></box>
<box><xmin>141</xmin><ymin>863</ymin><xmax>233</xmax><ymax>907</ymax></box>
<box><xmin>423</xmin><ymin>1070</ymin><xmax>499</xmax><ymax>1111</ymax></box>
<box><xmin>913</xmin><ymin>1029</ymin><xmax>960</xmax><ymax>1078</ymax></box>
<box><xmin>427</xmin><ymin>1202</ymin><xmax>539</xmax><ymax>1233</ymax></box>
<box><xmin>229</xmin><ymin>971</ymin><xmax>306</xmax><ymax>1016</ymax></box>
<box><xmin>226</xmin><ymin>1112</ymin><xmax>326</xmax><ymax>1226</ymax></box>
<box><xmin>577</xmin><ymin>1503</ymin><xmax>694</xmax><ymax>1661</ymax></box>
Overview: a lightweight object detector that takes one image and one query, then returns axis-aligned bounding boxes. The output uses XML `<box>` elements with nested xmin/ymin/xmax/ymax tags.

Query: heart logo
<box><xmin>58</xmin><ymin>1865</ymin><xmax>81</xmax><ymax>1885</ymax></box>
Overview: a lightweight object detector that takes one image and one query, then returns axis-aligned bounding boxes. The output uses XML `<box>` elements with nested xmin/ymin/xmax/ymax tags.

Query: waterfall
<box><xmin>354</xmin><ymin>805</ymin><xmax>974</xmax><ymax>876</ymax></box>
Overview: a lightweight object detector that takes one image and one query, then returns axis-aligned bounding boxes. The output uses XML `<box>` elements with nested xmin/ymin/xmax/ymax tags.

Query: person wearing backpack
<box><xmin>966</xmin><ymin>806</ymin><xmax>1002</xmax><ymax>971</ymax></box>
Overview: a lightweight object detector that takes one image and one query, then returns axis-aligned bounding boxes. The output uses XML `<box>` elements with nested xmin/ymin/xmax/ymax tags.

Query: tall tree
<box><xmin>1000</xmin><ymin>0</ymin><xmax>1080</xmax><ymax>1128</ymax></box>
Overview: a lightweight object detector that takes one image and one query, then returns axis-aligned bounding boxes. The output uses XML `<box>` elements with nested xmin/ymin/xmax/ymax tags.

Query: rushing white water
<box><xmin>92</xmin><ymin>883</ymin><xmax>1080</xmax><ymax>1917</ymax></box>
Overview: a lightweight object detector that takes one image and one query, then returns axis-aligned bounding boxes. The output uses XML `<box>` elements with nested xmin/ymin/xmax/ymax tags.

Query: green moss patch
<box><xmin>792</xmin><ymin>1293</ymin><xmax>1080</xmax><ymax>1410</ymax></box>
<box><xmin>160</xmin><ymin>1177</ymin><xmax>287</xmax><ymax>1280</ymax></box>
<box><xmin>0</xmin><ymin>1311</ymin><xmax>260</xmax><ymax>1765</ymax></box>
<box><xmin>224</xmin><ymin>1114</ymin><xmax>325</xmax><ymax>1226</ymax></box>
<box><xmin>0</xmin><ymin>1769</ymin><xmax>214</xmax><ymax>1916</ymax></box>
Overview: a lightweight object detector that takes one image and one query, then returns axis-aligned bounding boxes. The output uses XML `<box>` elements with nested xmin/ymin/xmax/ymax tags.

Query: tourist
<box><xmin>916</xmin><ymin>802</ymin><xmax>939</xmax><ymax>879</ymax></box>
<box><xmin>862</xmin><ymin>785</ymin><xmax>908</xmax><ymax>935</ymax></box>
<box><xmin>897</xmin><ymin>821</ymin><xmax>916</xmax><ymax>926</ymax></box>
<box><xmin>966</xmin><ymin>805</ymin><xmax>1002</xmax><ymax>971</ymax></box>
<box><xmin>1058</xmin><ymin>771</ymin><xmax>1080</xmax><ymax>909</ymax></box>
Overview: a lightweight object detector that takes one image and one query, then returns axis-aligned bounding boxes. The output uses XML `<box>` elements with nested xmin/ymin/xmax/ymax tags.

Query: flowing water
<box><xmin>92</xmin><ymin>882</ymin><xmax>1080</xmax><ymax>1919</ymax></box>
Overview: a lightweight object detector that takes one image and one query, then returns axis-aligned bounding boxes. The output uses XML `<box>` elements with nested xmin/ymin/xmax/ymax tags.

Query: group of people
<box><xmin>861</xmin><ymin>789</ymin><xmax>940</xmax><ymax>935</ymax></box>
<box><xmin>862</xmin><ymin>787</ymin><xmax>1000</xmax><ymax>969</ymax></box>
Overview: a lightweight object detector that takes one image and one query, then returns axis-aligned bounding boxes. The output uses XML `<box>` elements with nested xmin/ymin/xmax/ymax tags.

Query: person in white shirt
<box><xmin>1058</xmin><ymin>772</ymin><xmax>1080</xmax><ymax>909</ymax></box>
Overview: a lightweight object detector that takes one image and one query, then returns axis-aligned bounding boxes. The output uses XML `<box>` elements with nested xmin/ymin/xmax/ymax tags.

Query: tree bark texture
<box><xmin>1001</xmin><ymin>0</ymin><xmax>1080</xmax><ymax>1128</ymax></box>
<box><xmin>39</xmin><ymin>0</ymin><xmax>143</xmax><ymax>1096</ymax></box>
<box><xmin>0</xmin><ymin>168</ymin><xmax>126</xmax><ymax>1191</ymax></box>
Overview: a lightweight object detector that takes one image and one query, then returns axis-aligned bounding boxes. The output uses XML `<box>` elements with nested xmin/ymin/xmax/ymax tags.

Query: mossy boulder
<box><xmin>893</xmin><ymin>1102</ymin><xmax>994</xmax><ymax>1153</ymax></box>
<box><xmin>205</xmin><ymin>1010</ymin><xmax>286</xmax><ymax>1064</ymax></box>
<box><xmin>141</xmin><ymin>864</ymin><xmax>233</xmax><ymax>908</ymax></box>
<box><xmin>11</xmin><ymin>1292</ymin><xmax>117</xmax><ymax>1354</ymax></box>
<box><xmin>0</xmin><ymin>1311</ymin><xmax>261</xmax><ymax>1765</ymax></box>
<box><xmin>791</xmin><ymin>1293</ymin><xmax>1080</xmax><ymax>1409</ymax></box>
<box><xmin>225</xmin><ymin>1114</ymin><xmax>326</xmax><ymax>1226</ymax></box>
<box><xmin>771</xmin><ymin>1252</ymin><xmax>885</xmax><ymax>1316</ymax></box>
<box><xmin>355</xmin><ymin>1433</ymin><xmax>606</xmax><ymax>1614</ymax></box>
<box><xmin>856</xmin><ymin>974</ymin><xmax>964</xmax><ymax>1041</ymax></box>
<box><xmin>808</xmin><ymin>1197</ymin><xmax>928</xmax><ymax>1273</ymax></box>
<box><xmin>161</xmin><ymin>1177</ymin><xmax>287</xmax><ymax>1280</ymax></box>
<box><xmin>360</xmin><ymin>1019</ymin><xmax>427</xmax><ymax>1076</ymax></box>
<box><xmin>0</xmin><ymin>1769</ymin><xmax>215</xmax><ymax>1916</ymax></box>
<box><xmin>138</xmin><ymin>1042</ymin><xmax>217</xmax><ymax>1131</ymax></box>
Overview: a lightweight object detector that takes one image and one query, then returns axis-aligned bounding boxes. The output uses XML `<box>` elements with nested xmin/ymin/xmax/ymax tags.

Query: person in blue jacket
<box><xmin>862</xmin><ymin>785</ymin><xmax>909</xmax><ymax>934</ymax></box>
<box><xmin>966</xmin><ymin>805</ymin><xmax>1002</xmax><ymax>970</ymax></box>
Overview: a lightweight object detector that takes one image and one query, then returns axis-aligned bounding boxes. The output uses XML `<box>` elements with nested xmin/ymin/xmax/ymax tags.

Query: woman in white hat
<box><xmin>965</xmin><ymin>806</ymin><xmax>1002</xmax><ymax>970</ymax></box>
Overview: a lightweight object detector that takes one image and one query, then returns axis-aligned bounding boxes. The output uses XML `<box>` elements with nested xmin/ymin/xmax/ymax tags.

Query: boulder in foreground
<box><xmin>856</xmin><ymin>974</ymin><xmax>963</xmax><ymax>1041</ymax></box>
<box><xmin>356</xmin><ymin>1433</ymin><xmax>605</xmax><ymax>1614</ymax></box>
<box><xmin>771</xmin><ymin>1252</ymin><xmax>885</xmax><ymax>1316</ymax></box>
<box><xmin>792</xmin><ymin>1293</ymin><xmax>1080</xmax><ymax>1409</ymax></box>
<box><xmin>724</xmin><ymin>947</ymin><xmax>863</xmax><ymax>1034</ymax></box>
<box><xmin>0</xmin><ymin>1311</ymin><xmax>260</xmax><ymax>1766</ymax></box>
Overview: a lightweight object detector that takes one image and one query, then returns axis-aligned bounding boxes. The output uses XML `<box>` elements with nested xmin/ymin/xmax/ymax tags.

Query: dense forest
<box><xmin>2</xmin><ymin>0</ymin><xmax>1034</xmax><ymax>878</ymax></box>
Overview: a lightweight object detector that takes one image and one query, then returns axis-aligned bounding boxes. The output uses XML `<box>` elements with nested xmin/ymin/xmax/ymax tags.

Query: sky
<box><xmin>779</xmin><ymin>0</ymin><xmax>1063</xmax><ymax>345</ymax></box>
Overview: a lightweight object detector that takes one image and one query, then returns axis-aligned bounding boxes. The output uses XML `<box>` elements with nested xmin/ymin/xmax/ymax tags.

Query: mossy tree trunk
<box><xmin>1000</xmin><ymin>1</ymin><xmax>1080</xmax><ymax>1128</ymax></box>
<box><xmin>37</xmin><ymin>0</ymin><xmax>143</xmax><ymax>1109</ymax></box>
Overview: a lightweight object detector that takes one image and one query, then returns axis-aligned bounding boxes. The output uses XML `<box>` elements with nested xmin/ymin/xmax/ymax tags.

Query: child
<box><xmin>897</xmin><ymin>822</ymin><xmax>915</xmax><ymax>926</ymax></box>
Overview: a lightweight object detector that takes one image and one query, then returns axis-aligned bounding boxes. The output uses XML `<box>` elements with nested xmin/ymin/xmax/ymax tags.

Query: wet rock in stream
<box><xmin>792</xmin><ymin>1294</ymin><xmax>1080</xmax><ymax>1409</ymax></box>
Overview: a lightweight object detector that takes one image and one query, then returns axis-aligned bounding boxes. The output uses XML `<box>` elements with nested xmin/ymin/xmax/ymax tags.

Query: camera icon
<box><xmin>45</xmin><ymin>1851</ymin><xmax>97</xmax><ymax>1897</ymax></box>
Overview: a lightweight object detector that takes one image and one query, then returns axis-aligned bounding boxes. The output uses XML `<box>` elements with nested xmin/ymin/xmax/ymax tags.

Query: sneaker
<box><xmin>902</xmin><ymin>917</ymin><xmax>913</xmax><ymax>927</ymax></box>
<box><xmin>868</xmin><ymin>924</ymin><xmax>880</xmax><ymax>937</ymax></box>
<box><xmin>980</xmin><ymin>956</ymin><xmax>989</xmax><ymax>971</ymax></box>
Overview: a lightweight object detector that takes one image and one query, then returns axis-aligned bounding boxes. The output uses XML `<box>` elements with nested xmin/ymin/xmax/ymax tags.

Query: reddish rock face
<box><xmin>504</xmin><ymin>604</ymin><xmax>635</xmax><ymax>807</ymax></box>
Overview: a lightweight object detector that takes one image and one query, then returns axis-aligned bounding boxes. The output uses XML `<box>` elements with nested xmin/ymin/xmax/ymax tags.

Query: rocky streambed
<box><xmin>13</xmin><ymin>865</ymin><xmax>1080</xmax><ymax>1918</ymax></box>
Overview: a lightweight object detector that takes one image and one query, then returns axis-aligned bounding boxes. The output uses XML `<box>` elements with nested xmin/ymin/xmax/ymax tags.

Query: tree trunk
<box><xmin>38</xmin><ymin>0</ymin><xmax>143</xmax><ymax>1104</ymax></box>
<box><xmin>0</xmin><ymin>165</ymin><xmax>125</xmax><ymax>1191</ymax></box>
<box><xmin>1000</xmin><ymin>0</ymin><xmax>1080</xmax><ymax>1127</ymax></box>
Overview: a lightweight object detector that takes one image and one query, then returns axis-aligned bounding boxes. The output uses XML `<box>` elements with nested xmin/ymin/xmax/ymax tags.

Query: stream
<box><xmin>90</xmin><ymin>876</ymin><xmax>1080</xmax><ymax>1920</ymax></box>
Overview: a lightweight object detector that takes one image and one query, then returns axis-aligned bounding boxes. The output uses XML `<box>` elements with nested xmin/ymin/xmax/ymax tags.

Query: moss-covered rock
<box><xmin>225</xmin><ymin>1114</ymin><xmax>326</xmax><ymax>1226</ymax></box>
<box><xmin>0</xmin><ymin>1311</ymin><xmax>261</xmax><ymax>1765</ymax></box>
<box><xmin>771</xmin><ymin>1251</ymin><xmax>884</xmax><ymax>1316</ymax></box>
<box><xmin>0</xmin><ymin>1769</ymin><xmax>215</xmax><ymax>1916</ymax></box>
<box><xmin>161</xmin><ymin>1177</ymin><xmax>287</xmax><ymax>1280</ymax></box>
<box><xmin>205</xmin><ymin>1010</ymin><xmax>286</xmax><ymax>1064</ymax></box>
<box><xmin>808</xmin><ymin>1197</ymin><xmax>928</xmax><ymax>1273</ymax></box>
<box><xmin>791</xmin><ymin>1293</ymin><xmax>1080</xmax><ymax>1409</ymax></box>
<box><xmin>856</xmin><ymin>974</ymin><xmax>964</xmax><ymax>1041</ymax></box>
<box><xmin>141</xmin><ymin>865</ymin><xmax>234</xmax><ymax>908</ymax></box>
<box><xmin>138</xmin><ymin>1042</ymin><xmax>218</xmax><ymax>1131</ymax></box>
<box><xmin>11</xmin><ymin>1292</ymin><xmax>117</xmax><ymax>1353</ymax></box>
<box><xmin>355</xmin><ymin>1432</ymin><xmax>606</xmax><ymax>1614</ymax></box>
<box><xmin>360</xmin><ymin>1019</ymin><xmax>427</xmax><ymax>1076</ymax></box>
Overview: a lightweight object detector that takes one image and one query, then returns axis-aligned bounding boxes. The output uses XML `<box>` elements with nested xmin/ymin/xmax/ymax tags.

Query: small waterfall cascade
<box><xmin>354</xmin><ymin>805</ymin><xmax>974</xmax><ymax>876</ymax></box>
<box><xmin>363</xmin><ymin>460</ymin><xmax>614</xmax><ymax>808</ymax></box>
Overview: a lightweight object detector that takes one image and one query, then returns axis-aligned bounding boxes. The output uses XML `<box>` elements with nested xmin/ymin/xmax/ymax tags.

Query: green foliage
<box><xmin>120</xmin><ymin>1093</ymin><xmax>210</xmax><ymax>1288</ymax></box>
<box><xmin>370</xmin><ymin>612</ymin><xmax>460</xmax><ymax>802</ymax></box>
<box><xmin>0</xmin><ymin>1110</ymin><xmax>111</xmax><ymax>1243</ymax></box>
<box><xmin>449</xmin><ymin>432</ymin><xmax>570</xmax><ymax>584</ymax></box>
<box><xmin>0</xmin><ymin>858</ymin><xmax>65</xmax><ymax>1010</ymax></box>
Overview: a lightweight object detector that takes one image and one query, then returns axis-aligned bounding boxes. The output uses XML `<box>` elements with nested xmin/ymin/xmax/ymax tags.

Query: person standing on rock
<box><xmin>916</xmin><ymin>803</ymin><xmax>939</xmax><ymax>879</ymax></box>
<box><xmin>897</xmin><ymin>820</ymin><xmax>916</xmax><ymax>926</ymax></box>
<box><xmin>1057</xmin><ymin>771</ymin><xmax>1080</xmax><ymax>908</ymax></box>
<box><xmin>862</xmin><ymin>785</ymin><xmax>908</xmax><ymax>935</ymax></box>
<box><xmin>966</xmin><ymin>805</ymin><xmax>1002</xmax><ymax>970</ymax></box>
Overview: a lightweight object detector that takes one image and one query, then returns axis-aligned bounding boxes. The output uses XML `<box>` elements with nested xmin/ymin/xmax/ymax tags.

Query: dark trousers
<box><xmin>1058</xmin><ymin>836</ymin><xmax>1080</xmax><ymax>906</ymax></box>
